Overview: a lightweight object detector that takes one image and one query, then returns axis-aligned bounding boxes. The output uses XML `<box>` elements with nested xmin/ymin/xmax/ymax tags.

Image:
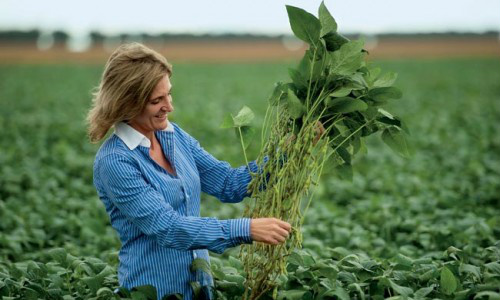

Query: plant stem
<box><xmin>306</xmin><ymin>48</ymin><xmax>318</xmax><ymax>111</ymax></box>
<box><xmin>238</xmin><ymin>126</ymin><xmax>251</xmax><ymax>170</ymax></box>
<box><xmin>330</xmin><ymin>120</ymin><xmax>372</xmax><ymax>152</ymax></box>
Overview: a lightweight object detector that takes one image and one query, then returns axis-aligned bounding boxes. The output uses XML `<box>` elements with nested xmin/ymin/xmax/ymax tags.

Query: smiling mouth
<box><xmin>155</xmin><ymin>115</ymin><xmax>167</xmax><ymax>120</ymax></box>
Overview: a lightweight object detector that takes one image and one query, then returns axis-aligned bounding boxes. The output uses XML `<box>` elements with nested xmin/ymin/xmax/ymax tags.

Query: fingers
<box><xmin>250</xmin><ymin>218</ymin><xmax>292</xmax><ymax>245</ymax></box>
<box><xmin>276</xmin><ymin>219</ymin><xmax>292</xmax><ymax>232</ymax></box>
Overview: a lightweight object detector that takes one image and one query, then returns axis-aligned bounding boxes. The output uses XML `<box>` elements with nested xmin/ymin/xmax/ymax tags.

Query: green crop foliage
<box><xmin>1</xmin><ymin>49</ymin><xmax>500</xmax><ymax>300</ymax></box>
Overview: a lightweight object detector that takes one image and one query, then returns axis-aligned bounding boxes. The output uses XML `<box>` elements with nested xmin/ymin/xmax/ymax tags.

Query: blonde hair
<box><xmin>86</xmin><ymin>42</ymin><xmax>172</xmax><ymax>143</ymax></box>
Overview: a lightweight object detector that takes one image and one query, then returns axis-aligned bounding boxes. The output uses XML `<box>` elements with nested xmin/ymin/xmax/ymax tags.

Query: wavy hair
<box><xmin>86</xmin><ymin>42</ymin><xmax>172</xmax><ymax>143</ymax></box>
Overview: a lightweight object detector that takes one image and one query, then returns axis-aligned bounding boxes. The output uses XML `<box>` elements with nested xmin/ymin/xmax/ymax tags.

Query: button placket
<box><xmin>179</xmin><ymin>180</ymin><xmax>190</xmax><ymax>216</ymax></box>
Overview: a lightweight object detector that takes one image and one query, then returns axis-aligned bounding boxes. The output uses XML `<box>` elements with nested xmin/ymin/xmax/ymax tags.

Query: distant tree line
<box><xmin>0</xmin><ymin>30</ymin><xmax>70</xmax><ymax>45</ymax></box>
<box><xmin>0</xmin><ymin>29</ymin><xmax>498</xmax><ymax>47</ymax></box>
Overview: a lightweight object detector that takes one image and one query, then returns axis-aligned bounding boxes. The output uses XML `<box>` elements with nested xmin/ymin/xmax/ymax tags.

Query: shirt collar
<box><xmin>114</xmin><ymin>121</ymin><xmax>174</xmax><ymax>150</ymax></box>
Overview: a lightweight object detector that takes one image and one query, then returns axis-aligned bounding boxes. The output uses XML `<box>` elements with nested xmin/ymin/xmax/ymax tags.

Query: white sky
<box><xmin>1</xmin><ymin>0</ymin><xmax>499</xmax><ymax>36</ymax></box>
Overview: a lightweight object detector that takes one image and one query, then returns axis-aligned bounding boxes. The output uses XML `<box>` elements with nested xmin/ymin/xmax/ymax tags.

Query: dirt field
<box><xmin>0</xmin><ymin>37</ymin><xmax>498</xmax><ymax>64</ymax></box>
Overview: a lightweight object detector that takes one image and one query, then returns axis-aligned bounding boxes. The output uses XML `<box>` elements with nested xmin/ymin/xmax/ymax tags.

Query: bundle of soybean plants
<box><xmin>222</xmin><ymin>3</ymin><xmax>410</xmax><ymax>300</ymax></box>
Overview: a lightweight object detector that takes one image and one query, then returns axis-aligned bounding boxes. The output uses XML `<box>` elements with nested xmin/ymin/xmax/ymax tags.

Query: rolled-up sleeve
<box><xmin>97</xmin><ymin>153</ymin><xmax>252</xmax><ymax>253</ymax></box>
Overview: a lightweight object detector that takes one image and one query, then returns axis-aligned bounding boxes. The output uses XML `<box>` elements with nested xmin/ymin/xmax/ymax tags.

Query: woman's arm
<box><xmin>96</xmin><ymin>153</ymin><xmax>251</xmax><ymax>254</ymax></box>
<box><xmin>188</xmin><ymin>135</ymin><xmax>262</xmax><ymax>203</ymax></box>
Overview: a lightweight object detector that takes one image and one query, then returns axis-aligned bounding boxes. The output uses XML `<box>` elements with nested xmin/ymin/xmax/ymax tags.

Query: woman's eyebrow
<box><xmin>151</xmin><ymin>85</ymin><xmax>173</xmax><ymax>99</ymax></box>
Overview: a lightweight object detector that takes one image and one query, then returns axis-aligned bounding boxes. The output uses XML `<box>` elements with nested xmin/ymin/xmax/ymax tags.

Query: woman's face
<box><xmin>129</xmin><ymin>75</ymin><xmax>174</xmax><ymax>136</ymax></box>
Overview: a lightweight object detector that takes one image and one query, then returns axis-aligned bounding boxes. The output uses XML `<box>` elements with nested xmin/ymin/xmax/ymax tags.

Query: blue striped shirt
<box><xmin>93</xmin><ymin>121</ymin><xmax>258</xmax><ymax>299</ymax></box>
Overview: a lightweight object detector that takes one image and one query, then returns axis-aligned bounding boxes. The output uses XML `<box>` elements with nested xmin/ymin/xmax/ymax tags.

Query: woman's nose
<box><xmin>167</xmin><ymin>99</ymin><xmax>174</xmax><ymax>111</ymax></box>
<box><xmin>162</xmin><ymin>100</ymin><xmax>174</xmax><ymax>112</ymax></box>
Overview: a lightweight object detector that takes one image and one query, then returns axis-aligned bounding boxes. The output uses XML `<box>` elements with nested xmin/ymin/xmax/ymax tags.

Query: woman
<box><xmin>87</xmin><ymin>42</ymin><xmax>291</xmax><ymax>300</ymax></box>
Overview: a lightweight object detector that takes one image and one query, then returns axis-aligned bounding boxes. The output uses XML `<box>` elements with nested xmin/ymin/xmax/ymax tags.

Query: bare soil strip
<box><xmin>0</xmin><ymin>37</ymin><xmax>498</xmax><ymax>64</ymax></box>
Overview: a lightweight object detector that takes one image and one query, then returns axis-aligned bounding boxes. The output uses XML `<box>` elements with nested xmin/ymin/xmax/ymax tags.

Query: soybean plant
<box><xmin>224</xmin><ymin>2</ymin><xmax>410</xmax><ymax>299</ymax></box>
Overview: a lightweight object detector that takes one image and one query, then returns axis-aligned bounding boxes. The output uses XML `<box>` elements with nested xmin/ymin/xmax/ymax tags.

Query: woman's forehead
<box><xmin>151</xmin><ymin>76</ymin><xmax>172</xmax><ymax>98</ymax></box>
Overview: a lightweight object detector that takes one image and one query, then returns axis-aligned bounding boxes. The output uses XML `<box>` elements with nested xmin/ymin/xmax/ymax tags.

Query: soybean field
<box><xmin>0</xmin><ymin>58</ymin><xmax>500</xmax><ymax>299</ymax></box>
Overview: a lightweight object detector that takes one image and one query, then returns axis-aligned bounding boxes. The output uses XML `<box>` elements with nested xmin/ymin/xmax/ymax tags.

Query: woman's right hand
<box><xmin>250</xmin><ymin>218</ymin><xmax>292</xmax><ymax>245</ymax></box>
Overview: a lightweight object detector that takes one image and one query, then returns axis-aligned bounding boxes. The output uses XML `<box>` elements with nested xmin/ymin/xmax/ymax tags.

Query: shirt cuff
<box><xmin>228</xmin><ymin>218</ymin><xmax>252</xmax><ymax>245</ymax></box>
<box><xmin>247</xmin><ymin>159</ymin><xmax>259</xmax><ymax>174</ymax></box>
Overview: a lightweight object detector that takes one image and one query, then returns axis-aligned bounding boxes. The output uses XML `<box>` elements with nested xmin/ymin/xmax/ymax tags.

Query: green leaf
<box><xmin>286</xmin><ymin>5</ymin><xmax>321</xmax><ymax>47</ymax></box>
<box><xmin>366</xmin><ymin>67</ymin><xmax>381</xmax><ymax>84</ymax></box>
<box><xmin>286</xmin><ymin>89</ymin><xmax>305</xmax><ymax>119</ymax></box>
<box><xmin>132</xmin><ymin>285</ymin><xmax>158</xmax><ymax>300</ymax></box>
<box><xmin>323</xmin><ymin>32</ymin><xmax>349</xmax><ymax>52</ymax></box>
<box><xmin>96</xmin><ymin>287</ymin><xmax>114</xmax><ymax>298</ymax></box>
<box><xmin>392</xmin><ymin>253</ymin><xmax>413</xmax><ymax>267</ymax></box>
<box><xmin>474</xmin><ymin>291</ymin><xmax>500</xmax><ymax>300</ymax></box>
<box><xmin>23</xmin><ymin>287</ymin><xmax>38</xmax><ymax>300</ymax></box>
<box><xmin>233</xmin><ymin>106</ymin><xmax>254</xmax><ymax>127</ymax></box>
<box><xmin>224</xmin><ymin>274</ymin><xmax>245</xmax><ymax>285</ymax></box>
<box><xmin>236</xmin><ymin>126</ymin><xmax>255</xmax><ymax>150</ymax></box>
<box><xmin>96</xmin><ymin>265</ymin><xmax>114</xmax><ymax>278</ymax></box>
<box><xmin>349</xmin><ymin>283</ymin><xmax>366</xmax><ymax>300</ymax></box>
<box><xmin>27</xmin><ymin>261</ymin><xmax>45</xmax><ymax>279</ymax></box>
<box><xmin>228</xmin><ymin>256</ymin><xmax>243</xmax><ymax>270</ymax></box>
<box><xmin>82</xmin><ymin>276</ymin><xmax>101</xmax><ymax>294</ymax></box>
<box><xmin>48</xmin><ymin>248</ymin><xmax>67</xmax><ymax>265</ymax></box>
<box><xmin>440</xmin><ymin>266</ymin><xmax>458</xmax><ymax>295</ymax></box>
<box><xmin>314</xmin><ymin>262</ymin><xmax>338</xmax><ymax>278</ymax></box>
<box><xmin>336</xmin><ymin>146</ymin><xmax>351</xmax><ymax>164</ymax></box>
<box><xmin>114</xmin><ymin>287</ymin><xmax>132</xmax><ymax>297</ymax></box>
<box><xmin>217</xmin><ymin>280</ymin><xmax>239</xmax><ymax>291</ymax></box>
<box><xmin>219</xmin><ymin>113</ymin><xmax>234</xmax><ymax>129</ymax></box>
<box><xmin>289</xmin><ymin>68</ymin><xmax>308</xmax><ymax>89</ymax></box>
<box><xmin>212</xmin><ymin>268</ymin><xmax>225</xmax><ymax>280</ymax></box>
<box><xmin>335</xmin><ymin>163</ymin><xmax>353</xmax><ymax>181</ymax></box>
<box><xmin>350</xmin><ymin>72</ymin><xmax>368</xmax><ymax>88</ymax></box>
<box><xmin>460</xmin><ymin>263</ymin><xmax>481</xmax><ymax>280</ymax></box>
<box><xmin>377</xmin><ymin>111</ymin><xmax>409</xmax><ymax>134</ymax></box>
<box><xmin>323</xmin><ymin>286</ymin><xmax>350</xmax><ymax>300</ymax></box>
<box><xmin>287</xmin><ymin>251</ymin><xmax>304</xmax><ymax>266</ymax></box>
<box><xmin>131</xmin><ymin>291</ymin><xmax>148</xmax><ymax>300</ymax></box>
<box><xmin>351</xmin><ymin>136</ymin><xmax>366</xmax><ymax>155</ymax></box>
<box><xmin>190</xmin><ymin>258</ymin><xmax>212</xmax><ymax>276</ymax></box>
<box><xmin>26</xmin><ymin>283</ymin><xmax>45</xmax><ymax>296</ymax></box>
<box><xmin>419</xmin><ymin>268</ymin><xmax>438</xmax><ymax>282</ymax></box>
<box><xmin>190</xmin><ymin>281</ymin><xmax>202</xmax><ymax>299</ymax></box>
<box><xmin>381</xmin><ymin>278</ymin><xmax>413</xmax><ymax>297</ymax></box>
<box><xmin>485</xmin><ymin>262</ymin><xmax>500</xmax><ymax>274</ymax></box>
<box><xmin>373</xmin><ymin>71</ymin><xmax>398</xmax><ymax>87</ymax></box>
<box><xmin>298</xmin><ymin>50</ymin><xmax>326</xmax><ymax>82</ymax></box>
<box><xmin>368</xmin><ymin>87</ymin><xmax>402</xmax><ymax>102</ymax></box>
<box><xmin>268</xmin><ymin>81</ymin><xmax>288</xmax><ymax>106</ymax></box>
<box><xmin>378</xmin><ymin>108</ymin><xmax>394</xmax><ymax>119</ymax></box>
<box><xmin>414</xmin><ymin>286</ymin><xmax>434</xmax><ymax>299</ymax></box>
<box><xmin>330</xmin><ymin>86</ymin><xmax>353</xmax><ymax>97</ymax></box>
<box><xmin>162</xmin><ymin>294</ymin><xmax>183</xmax><ymax>300</ymax></box>
<box><xmin>319</xmin><ymin>1</ymin><xmax>337</xmax><ymax>37</ymax></box>
<box><xmin>381</xmin><ymin>127</ymin><xmax>411</xmax><ymax>158</ymax></box>
<box><xmin>327</xmin><ymin>97</ymin><xmax>368</xmax><ymax>114</ymax></box>
<box><xmin>330</xmin><ymin>39</ymin><xmax>365</xmax><ymax>76</ymax></box>
<box><xmin>278</xmin><ymin>289</ymin><xmax>313</xmax><ymax>300</ymax></box>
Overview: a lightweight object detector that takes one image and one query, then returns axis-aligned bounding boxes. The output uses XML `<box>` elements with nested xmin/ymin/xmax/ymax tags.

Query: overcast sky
<box><xmin>1</xmin><ymin>0</ymin><xmax>500</xmax><ymax>36</ymax></box>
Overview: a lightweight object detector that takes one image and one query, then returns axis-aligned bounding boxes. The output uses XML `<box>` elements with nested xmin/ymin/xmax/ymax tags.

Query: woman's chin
<box><xmin>155</xmin><ymin>118</ymin><xmax>169</xmax><ymax>130</ymax></box>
